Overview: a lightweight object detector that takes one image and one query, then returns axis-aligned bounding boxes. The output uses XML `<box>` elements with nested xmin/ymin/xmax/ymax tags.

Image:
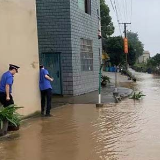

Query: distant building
<box><xmin>137</xmin><ymin>51</ymin><xmax>150</xmax><ymax>63</ymax></box>
<box><xmin>36</xmin><ymin>0</ymin><xmax>102</xmax><ymax>95</ymax></box>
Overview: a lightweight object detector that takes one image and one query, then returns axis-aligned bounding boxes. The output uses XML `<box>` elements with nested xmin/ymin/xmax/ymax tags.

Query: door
<box><xmin>43</xmin><ymin>53</ymin><xmax>62</xmax><ymax>94</ymax></box>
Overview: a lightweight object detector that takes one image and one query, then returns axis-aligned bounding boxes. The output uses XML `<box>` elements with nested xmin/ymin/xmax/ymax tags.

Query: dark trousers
<box><xmin>0</xmin><ymin>92</ymin><xmax>14</xmax><ymax>107</ymax></box>
<box><xmin>41</xmin><ymin>88</ymin><xmax>52</xmax><ymax>115</ymax></box>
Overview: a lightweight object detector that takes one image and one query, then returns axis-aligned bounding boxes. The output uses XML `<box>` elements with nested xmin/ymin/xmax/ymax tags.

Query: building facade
<box><xmin>36</xmin><ymin>0</ymin><xmax>102</xmax><ymax>95</ymax></box>
<box><xmin>138</xmin><ymin>51</ymin><xmax>150</xmax><ymax>63</ymax></box>
<box><xmin>0</xmin><ymin>0</ymin><xmax>41</xmax><ymax>116</ymax></box>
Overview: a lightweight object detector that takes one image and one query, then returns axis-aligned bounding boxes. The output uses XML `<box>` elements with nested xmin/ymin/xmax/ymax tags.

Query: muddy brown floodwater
<box><xmin>1</xmin><ymin>70</ymin><xmax>160</xmax><ymax>160</ymax></box>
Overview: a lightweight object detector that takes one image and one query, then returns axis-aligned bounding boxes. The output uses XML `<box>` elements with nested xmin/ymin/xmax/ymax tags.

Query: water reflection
<box><xmin>93</xmin><ymin>99</ymin><xmax>145</xmax><ymax>160</ymax></box>
<box><xmin>1</xmin><ymin>70</ymin><xmax>160</xmax><ymax>160</ymax></box>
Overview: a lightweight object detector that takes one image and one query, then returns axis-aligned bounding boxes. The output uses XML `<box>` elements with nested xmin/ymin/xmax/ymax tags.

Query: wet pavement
<box><xmin>53</xmin><ymin>71</ymin><xmax>133</xmax><ymax>106</ymax></box>
<box><xmin>1</xmin><ymin>70</ymin><xmax>160</xmax><ymax>160</ymax></box>
<box><xmin>52</xmin><ymin>86</ymin><xmax>133</xmax><ymax>105</ymax></box>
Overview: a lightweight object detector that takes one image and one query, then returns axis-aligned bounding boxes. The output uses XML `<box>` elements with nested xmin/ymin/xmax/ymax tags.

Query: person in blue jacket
<box><xmin>39</xmin><ymin>65</ymin><xmax>54</xmax><ymax>117</ymax></box>
<box><xmin>0</xmin><ymin>64</ymin><xmax>20</xmax><ymax>107</ymax></box>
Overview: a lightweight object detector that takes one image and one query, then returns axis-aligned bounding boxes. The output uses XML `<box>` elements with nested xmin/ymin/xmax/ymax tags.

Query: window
<box><xmin>78</xmin><ymin>0</ymin><xmax>91</xmax><ymax>15</ymax></box>
<box><xmin>80</xmin><ymin>39</ymin><xmax>93</xmax><ymax>71</ymax></box>
<box><xmin>78</xmin><ymin>0</ymin><xmax>85</xmax><ymax>12</ymax></box>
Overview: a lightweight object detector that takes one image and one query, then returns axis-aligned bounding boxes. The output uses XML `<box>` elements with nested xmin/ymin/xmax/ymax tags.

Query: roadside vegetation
<box><xmin>133</xmin><ymin>53</ymin><xmax>160</xmax><ymax>75</ymax></box>
<box><xmin>0</xmin><ymin>105</ymin><xmax>22</xmax><ymax>136</ymax></box>
<box><xmin>100</xmin><ymin>0</ymin><xmax>144</xmax><ymax>72</ymax></box>
<box><xmin>130</xmin><ymin>91</ymin><xmax>146</xmax><ymax>100</ymax></box>
<box><xmin>101</xmin><ymin>75</ymin><xmax>110</xmax><ymax>86</ymax></box>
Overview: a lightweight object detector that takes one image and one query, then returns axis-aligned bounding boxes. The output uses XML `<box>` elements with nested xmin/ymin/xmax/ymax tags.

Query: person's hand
<box><xmin>6</xmin><ymin>96</ymin><xmax>10</xmax><ymax>101</ymax></box>
<box><xmin>50</xmin><ymin>78</ymin><xmax>54</xmax><ymax>82</ymax></box>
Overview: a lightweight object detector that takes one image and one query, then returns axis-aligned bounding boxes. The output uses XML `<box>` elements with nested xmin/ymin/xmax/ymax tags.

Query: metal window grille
<box><xmin>80</xmin><ymin>39</ymin><xmax>93</xmax><ymax>71</ymax></box>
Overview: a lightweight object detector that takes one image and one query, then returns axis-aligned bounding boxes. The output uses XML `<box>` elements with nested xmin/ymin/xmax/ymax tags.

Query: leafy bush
<box><xmin>101</xmin><ymin>75</ymin><xmax>110</xmax><ymax>83</ymax></box>
<box><xmin>101</xmin><ymin>75</ymin><xmax>110</xmax><ymax>86</ymax></box>
<box><xmin>0</xmin><ymin>105</ymin><xmax>23</xmax><ymax>129</ymax></box>
<box><xmin>130</xmin><ymin>91</ymin><xmax>146</xmax><ymax>100</ymax></box>
<box><xmin>132</xmin><ymin>63</ymin><xmax>148</xmax><ymax>72</ymax></box>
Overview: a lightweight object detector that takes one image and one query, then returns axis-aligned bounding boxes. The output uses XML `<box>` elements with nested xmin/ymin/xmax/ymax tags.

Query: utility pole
<box><xmin>119</xmin><ymin>23</ymin><xmax>131</xmax><ymax>69</ymax></box>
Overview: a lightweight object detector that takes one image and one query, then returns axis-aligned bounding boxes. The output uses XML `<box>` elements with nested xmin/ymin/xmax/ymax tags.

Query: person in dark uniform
<box><xmin>0</xmin><ymin>64</ymin><xmax>20</xmax><ymax>107</ymax></box>
<box><xmin>39</xmin><ymin>65</ymin><xmax>54</xmax><ymax>117</ymax></box>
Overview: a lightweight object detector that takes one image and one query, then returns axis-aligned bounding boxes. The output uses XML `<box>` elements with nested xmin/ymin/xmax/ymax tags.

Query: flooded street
<box><xmin>1</xmin><ymin>71</ymin><xmax>160</xmax><ymax>160</ymax></box>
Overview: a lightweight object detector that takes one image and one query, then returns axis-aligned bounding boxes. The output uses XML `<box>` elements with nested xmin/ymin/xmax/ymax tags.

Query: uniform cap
<box><xmin>9</xmin><ymin>64</ymin><xmax>20</xmax><ymax>73</ymax></box>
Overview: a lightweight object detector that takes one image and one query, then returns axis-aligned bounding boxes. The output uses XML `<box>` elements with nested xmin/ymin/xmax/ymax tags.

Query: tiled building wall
<box><xmin>36</xmin><ymin>0</ymin><xmax>73</xmax><ymax>95</ymax></box>
<box><xmin>70</xmin><ymin>0</ymin><xmax>102</xmax><ymax>95</ymax></box>
<box><xmin>36</xmin><ymin>0</ymin><xmax>102</xmax><ymax>95</ymax></box>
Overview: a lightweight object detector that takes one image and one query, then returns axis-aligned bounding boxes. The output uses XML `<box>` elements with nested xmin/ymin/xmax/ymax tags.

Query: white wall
<box><xmin>0</xmin><ymin>0</ymin><xmax>40</xmax><ymax>115</ymax></box>
<box><xmin>138</xmin><ymin>54</ymin><xmax>150</xmax><ymax>63</ymax></box>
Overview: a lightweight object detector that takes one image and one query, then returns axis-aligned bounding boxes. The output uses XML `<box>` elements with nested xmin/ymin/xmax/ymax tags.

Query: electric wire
<box><xmin>109</xmin><ymin>0</ymin><xmax>116</xmax><ymax>12</ymax></box>
<box><xmin>107</xmin><ymin>0</ymin><xmax>133</xmax><ymax>36</ymax></box>
<box><xmin>109</xmin><ymin>0</ymin><xmax>122</xmax><ymax>36</ymax></box>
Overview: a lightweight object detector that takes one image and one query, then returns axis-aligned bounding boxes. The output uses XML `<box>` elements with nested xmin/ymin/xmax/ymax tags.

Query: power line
<box><xmin>109</xmin><ymin>0</ymin><xmax>122</xmax><ymax>36</ymax></box>
<box><xmin>119</xmin><ymin>23</ymin><xmax>131</xmax><ymax>38</ymax></box>
<box><xmin>114</xmin><ymin>0</ymin><xmax>123</xmax><ymax>22</ymax></box>
<box><xmin>114</xmin><ymin>1</ymin><xmax>123</xmax><ymax>36</ymax></box>
<box><xmin>125</xmin><ymin>0</ymin><xmax>133</xmax><ymax>32</ymax></box>
<box><xmin>114</xmin><ymin>0</ymin><xmax>125</xmax><ymax>34</ymax></box>
<box><xmin>130</xmin><ymin>0</ymin><xmax>133</xmax><ymax>31</ymax></box>
<box><xmin>122</xmin><ymin>0</ymin><xmax>127</xmax><ymax>21</ymax></box>
<box><xmin>109</xmin><ymin>0</ymin><xmax>116</xmax><ymax>12</ymax></box>
<box><xmin>118</xmin><ymin>0</ymin><xmax>133</xmax><ymax>30</ymax></box>
<box><xmin>125</xmin><ymin>0</ymin><xmax>129</xmax><ymax>21</ymax></box>
<box><xmin>108</xmin><ymin>0</ymin><xmax>133</xmax><ymax>36</ymax></box>
<box><xmin>130</xmin><ymin>0</ymin><xmax>133</xmax><ymax>22</ymax></box>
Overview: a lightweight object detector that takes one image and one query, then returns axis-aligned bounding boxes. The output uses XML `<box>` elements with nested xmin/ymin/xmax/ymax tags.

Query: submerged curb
<box><xmin>113</xmin><ymin>87</ymin><xmax>133</xmax><ymax>103</ymax></box>
<box><xmin>96</xmin><ymin>103</ymin><xmax>104</xmax><ymax>107</ymax></box>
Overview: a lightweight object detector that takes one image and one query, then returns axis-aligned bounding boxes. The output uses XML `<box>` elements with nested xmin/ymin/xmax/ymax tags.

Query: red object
<box><xmin>124</xmin><ymin>38</ymin><xmax>128</xmax><ymax>54</ymax></box>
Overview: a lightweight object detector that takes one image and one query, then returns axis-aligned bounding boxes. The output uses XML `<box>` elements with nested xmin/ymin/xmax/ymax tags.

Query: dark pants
<box><xmin>41</xmin><ymin>88</ymin><xmax>52</xmax><ymax>115</ymax></box>
<box><xmin>0</xmin><ymin>92</ymin><xmax>14</xmax><ymax>107</ymax></box>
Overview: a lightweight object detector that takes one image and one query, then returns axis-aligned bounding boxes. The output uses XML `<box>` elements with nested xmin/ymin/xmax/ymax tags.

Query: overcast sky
<box><xmin>105</xmin><ymin>0</ymin><xmax>160</xmax><ymax>56</ymax></box>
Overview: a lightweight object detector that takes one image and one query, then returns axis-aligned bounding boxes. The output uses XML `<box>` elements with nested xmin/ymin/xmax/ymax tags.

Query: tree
<box><xmin>128</xmin><ymin>41</ymin><xmax>137</xmax><ymax>65</ymax></box>
<box><xmin>100</xmin><ymin>0</ymin><xmax>114</xmax><ymax>39</ymax></box>
<box><xmin>100</xmin><ymin>3</ymin><xmax>144</xmax><ymax>66</ymax></box>
<box><xmin>106</xmin><ymin>35</ymin><xmax>142</xmax><ymax>66</ymax></box>
<box><xmin>147</xmin><ymin>53</ymin><xmax>160</xmax><ymax>68</ymax></box>
<box><xmin>106</xmin><ymin>36</ymin><xmax>125</xmax><ymax>66</ymax></box>
<box><xmin>127</xmin><ymin>32</ymin><xmax>144</xmax><ymax>60</ymax></box>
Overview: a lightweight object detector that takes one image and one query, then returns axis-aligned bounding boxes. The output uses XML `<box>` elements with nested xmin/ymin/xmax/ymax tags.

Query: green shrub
<box><xmin>129</xmin><ymin>91</ymin><xmax>146</xmax><ymax>100</ymax></box>
<box><xmin>132</xmin><ymin>63</ymin><xmax>148</xmax><ymax>72</ymax></box>
<box><xmin>101</xmin><ymin>75</ymin><xmax>110</xmax><ymax>83</ymax></box>
<box><xmin>0</xmin><ymin>105</ymin><xmax>23</xmax><ymax>129</ymax></box>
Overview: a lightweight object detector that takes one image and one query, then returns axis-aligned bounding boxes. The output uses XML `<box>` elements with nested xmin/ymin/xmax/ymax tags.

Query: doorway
<box><xmin>42</xmin><ymin>52</ymin><xmax>62</xmax><ymax>94</ymax></box>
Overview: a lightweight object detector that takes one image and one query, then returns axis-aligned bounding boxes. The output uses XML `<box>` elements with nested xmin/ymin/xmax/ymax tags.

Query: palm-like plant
<box><xmin>0</xmin><ymin>105</ymin><xmax>22</xmax><ymax>129</ymax></box>
<box><xmin>130</xmin><ymin>91</ymin><xmax>146</xmax><ymax>100</ymax></box>
<box><xmin>101</xmin><ymin>75</ymin><xmax>110</xmax><ymax>86</ymax></box>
